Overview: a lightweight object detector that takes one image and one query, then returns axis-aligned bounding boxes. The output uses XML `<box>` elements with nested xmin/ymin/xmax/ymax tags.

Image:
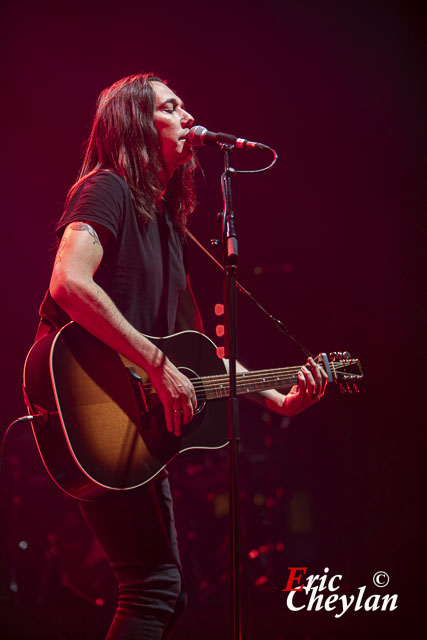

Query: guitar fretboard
<box><xmin>140</xmin><ymin>359</ymin><xmax>361</xmax><ymax>401</ymax></box>
<box><xmin>197</xmin><ymin>368</ymin><xmax>300</xmax><ymax>401</ymax></box>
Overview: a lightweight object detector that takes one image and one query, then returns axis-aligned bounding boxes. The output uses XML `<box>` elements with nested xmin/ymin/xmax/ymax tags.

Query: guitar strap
<box><xmin>185</xmin><ymin>228</ymin><xmax>314</xmax><ymax>358</ymax></box>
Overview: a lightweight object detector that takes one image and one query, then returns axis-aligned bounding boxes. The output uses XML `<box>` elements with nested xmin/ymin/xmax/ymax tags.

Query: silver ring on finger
<box><xmin>173</xmin><ymin>409</ymin><xmax>184</xmax><ymax>414</ymax></box>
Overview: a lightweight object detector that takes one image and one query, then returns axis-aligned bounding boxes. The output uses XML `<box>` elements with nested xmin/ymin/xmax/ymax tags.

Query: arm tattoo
<box><xmin>55</xmin><ymin>236</ymin><xmax>67</xmax><ymax>264</ymax></box>
<box><xmin>69</xmin><ymin>222</ymin><xmax>101</xmax><ymax>246</ymax></box>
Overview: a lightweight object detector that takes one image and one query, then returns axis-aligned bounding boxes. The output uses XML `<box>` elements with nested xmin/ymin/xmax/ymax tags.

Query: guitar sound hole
<box><xmin>178</xmin><ymin>367</ymin><xmax>205</xmax><ymax>416</ymax></box>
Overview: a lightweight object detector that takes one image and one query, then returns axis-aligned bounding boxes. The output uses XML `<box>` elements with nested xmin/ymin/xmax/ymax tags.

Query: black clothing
<box><xmin>80</xmin><ymin>475</ymin><xmax>185</xmax><ymax>640</ymax></box>
<box><xmin>38</xmin><ymin>171</ymin><xmax>189</xmax><ymax>639</ymax></box>
<box><xmin>39</xmin><ymin>171</ymin><xmax>187</xmax><ymax>338</ymax></box>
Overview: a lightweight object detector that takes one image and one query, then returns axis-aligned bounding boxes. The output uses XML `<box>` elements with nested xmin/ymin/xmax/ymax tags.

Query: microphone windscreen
<box><xmin>187</xmin><ymin>126</ymin><xmax>208</xmax><ymax>146</ymax></box>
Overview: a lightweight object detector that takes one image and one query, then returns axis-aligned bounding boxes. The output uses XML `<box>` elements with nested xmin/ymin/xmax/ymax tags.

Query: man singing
<box><xmin>35</xmin><ymin>73</ymin><xmax>327</xmax><ymax>639</ymax></box>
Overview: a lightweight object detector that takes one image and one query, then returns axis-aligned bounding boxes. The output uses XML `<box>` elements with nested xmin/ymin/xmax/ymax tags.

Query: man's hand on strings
<box><xmin>149</xmin><ymin>357</ymin><xmax>197</xmax><ymax>437</ymax></box>
<box><xmin>280</xmin><ymin>356</ymin><xmax>328</xmax><ymax>416</ymax></box>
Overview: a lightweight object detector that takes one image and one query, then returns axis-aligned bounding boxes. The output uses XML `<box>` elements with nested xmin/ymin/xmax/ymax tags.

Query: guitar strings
<box><xmin>137</xmin><ymin>361</ymin><xmax>359</xmax><ymax>397</ymax></box>
<box><xmin>138</xmin><ymin>362</ymin><xmax>355</xmax><ymax>392</ymax></box>
<box><xmin>140</xmin><ymin>367</ymin><xmax>301</xmax><ymax>394</ymax></box>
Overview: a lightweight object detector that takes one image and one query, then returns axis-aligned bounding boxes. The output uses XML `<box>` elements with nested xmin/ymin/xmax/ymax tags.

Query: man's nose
<box><xmin>182</xmin><ymin>109</ymin><xmax>194</xmax><ymax>128</ymax></box>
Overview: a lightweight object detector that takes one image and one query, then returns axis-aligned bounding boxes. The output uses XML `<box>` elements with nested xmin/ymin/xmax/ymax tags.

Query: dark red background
<box><xmin>1</xmin><ymin>0</ymin><xmax>425</xmax><ymax>638</ymax></box>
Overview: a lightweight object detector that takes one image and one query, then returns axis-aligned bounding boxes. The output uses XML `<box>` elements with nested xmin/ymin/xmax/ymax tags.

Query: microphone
<box><xmin>186</xmin><ymin>126</ymin><xmax>270</xmax><ymax>151</ymax></box>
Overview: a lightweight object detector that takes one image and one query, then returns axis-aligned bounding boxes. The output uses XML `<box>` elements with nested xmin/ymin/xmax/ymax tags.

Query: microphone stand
<box><xmin>219</xmin><ymin>144</ymin><xmax>242</xmax><ymax>640</ymax></box>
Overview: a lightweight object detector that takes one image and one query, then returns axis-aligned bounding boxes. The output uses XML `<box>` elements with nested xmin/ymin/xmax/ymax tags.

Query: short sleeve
<box><xmin>56</xmin><ymin>171</ymin><xmax>126</xmax><ymax>240</ymax></box>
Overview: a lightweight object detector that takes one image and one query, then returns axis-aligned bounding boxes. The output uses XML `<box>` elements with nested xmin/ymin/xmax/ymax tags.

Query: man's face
<box><xmin>152</xmin><ymin>81</ymin><xmax>194</xmax><ymax>175</ymax></box>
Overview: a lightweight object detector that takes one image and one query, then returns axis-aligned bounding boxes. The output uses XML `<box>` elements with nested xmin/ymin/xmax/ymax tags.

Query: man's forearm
<box><xmin>50</xmin><ymin>276</ymin><xmax>164</xmax><ymax>374</ymax></box>
<box><xmin>223</xmin><ymin>358</ymin><xmax>286</xmax><ymax>413</ymax></box>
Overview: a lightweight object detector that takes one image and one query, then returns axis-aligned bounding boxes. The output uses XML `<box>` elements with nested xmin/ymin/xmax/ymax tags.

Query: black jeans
<box><xmin>79</xmin><ymin>472</ymin><xmax>185</xmax><ymax>640</ymax></box>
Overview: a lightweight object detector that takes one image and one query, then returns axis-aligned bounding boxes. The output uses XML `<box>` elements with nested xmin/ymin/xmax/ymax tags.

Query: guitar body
<box><xmin>23</xmin><ymin>322</ymin><xmax>363</xmax><ymax>500</ymax></box>
<box><xmin>23</xmin><ymin>323</ymin><xmax>228</xmax><ymax>499</ymax></box>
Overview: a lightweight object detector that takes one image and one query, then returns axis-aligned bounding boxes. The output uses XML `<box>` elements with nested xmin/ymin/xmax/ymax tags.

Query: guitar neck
<box><xmin>138</xmin><ymin>341</ymin><xmax>361</xmax><ymax>404</ymax></box>
<box><xmin>200</xmin><ymin>366</ymin><xmax>301</xmax><ymax>401</ymax></box>
<box><xmin>198</xmin><ymin>357</ymin><xmax>360</xmax><ymax>401</ymax></box>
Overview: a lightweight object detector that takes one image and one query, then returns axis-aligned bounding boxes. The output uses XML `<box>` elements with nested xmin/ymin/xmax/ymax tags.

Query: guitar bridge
<box><xmin>127</xmin><ymin>366</ymin><xmax>150</xmax><ymax>428</ymax></box>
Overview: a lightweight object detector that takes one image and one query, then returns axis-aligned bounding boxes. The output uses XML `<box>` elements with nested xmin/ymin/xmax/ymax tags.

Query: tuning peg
<box><xmin>340</xmin><ymin>381</ymin><xmax>357</xmax><ymax>394</ymax></box>
<box><xmin>332</xmin><ymin>351</ymin><xmax>352</xmax><ymax>361</ymax></box>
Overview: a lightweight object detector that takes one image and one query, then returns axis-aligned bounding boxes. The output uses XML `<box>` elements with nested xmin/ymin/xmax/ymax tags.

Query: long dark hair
<box><xmin>66</xmin><ymin>73</ymin><xmax>197</xmax><ymax>231</ymax></box>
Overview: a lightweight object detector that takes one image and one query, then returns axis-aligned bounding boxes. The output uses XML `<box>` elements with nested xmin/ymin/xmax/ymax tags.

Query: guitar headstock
<box><xmin>316</xmin><ymin>351</ymin><xmax>364</xmax><ymax>393</ymax></box>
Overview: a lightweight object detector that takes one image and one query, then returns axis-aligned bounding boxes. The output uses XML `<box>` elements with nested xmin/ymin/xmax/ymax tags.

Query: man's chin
<box><xmin>178</xmin><ymin>148</ymin><xmax>194</xmax><ymax>166</ymax></box>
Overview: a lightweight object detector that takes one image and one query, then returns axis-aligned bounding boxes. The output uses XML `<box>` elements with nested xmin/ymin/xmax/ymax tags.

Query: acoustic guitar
<box><xmin>23</xmin><ymin>322</ymin><xmax>363</xmax><ymax>500</ymax></box>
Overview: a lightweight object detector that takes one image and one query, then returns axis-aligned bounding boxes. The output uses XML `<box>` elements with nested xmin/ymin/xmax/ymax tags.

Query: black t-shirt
<box><xmin>39</xmin><ymin>171</ymin><xmax>187</xmax><ymax>337</ymax></box>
